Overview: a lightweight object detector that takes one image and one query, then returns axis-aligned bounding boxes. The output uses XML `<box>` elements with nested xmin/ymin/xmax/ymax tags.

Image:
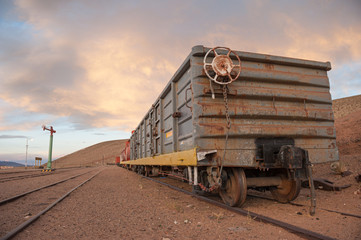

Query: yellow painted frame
<box><xmin>121</xmin><ymin>148</ymin><xmax>197</xmax><ymax>166</ymax></box>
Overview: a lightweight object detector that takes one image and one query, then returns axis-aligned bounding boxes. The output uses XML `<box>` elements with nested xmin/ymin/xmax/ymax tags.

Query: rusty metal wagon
<box><xmin>121</xmin><ymin>45</ymin><xmax>338</xmax><ymax>214</ymax></box>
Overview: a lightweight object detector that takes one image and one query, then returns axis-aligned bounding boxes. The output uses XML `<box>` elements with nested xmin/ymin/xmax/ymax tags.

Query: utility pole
<box><xmin>25</xmin><ymin>138</ymin><xmax>33</xmax><ymax>169</ymax></box>
<box><xmin>26</xmin><ymin>138</ymin><xmax>28</xmax><ymax>169</ymax></box>
<box><xmin>42</xmin><ymin>125</ymin><xmax>56</xmax><ymax>171</ymax></box>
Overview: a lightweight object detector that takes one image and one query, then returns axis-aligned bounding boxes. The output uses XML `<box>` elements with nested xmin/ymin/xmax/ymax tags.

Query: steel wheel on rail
<box><xmin>145</xmin><ymin>166</ymin><xmax>150</xmax><ymax>177</ymax></box>
<box><xmin>219</xmin><ymin>168</ymin><xmax>247</xmax><ymax>207</ymax></box>
<box><xmin>182</xmin><ymin>168</ymin><xmax>188</xmax><ymax>183</ymax></box>
<box><xmin>270</xmin><ymin>174</ymin><xmax>301</xmax><ymax>203</ymax></box>
<box><xmin>137</xmin><ymin>166</ymin><xmax>145</xmax><ymax>175</ymax></box>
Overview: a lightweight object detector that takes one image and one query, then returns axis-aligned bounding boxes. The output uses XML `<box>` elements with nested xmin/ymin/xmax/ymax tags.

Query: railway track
<box><xmin>246</xmin><ymin>193</ymin><xmax>361</xmax><ymax>219</ymax></box>
<box><xmin>0</xmin><ymin>169</ymin><xmax>40</xmax><ymax>175</ymax></box>
<box><xmin>141</xmin><ymin>173</ymin><xmax>350</xmax><ymax>240</ymax></box>
<box><xmin>156</xmin><ymin>171</ymin><xmax>361</xmax><ymax>220</ymax></box>
<box><xmin>0</xmin><ymin>167</ymin><xmax>80</xmax><ymax>176</ymax></box>
<box><xmin>0</xmin><ymin>168</ymin><xmax>103</xmax><ymax>240</ymax></box>
<box><xmin>0</xmin><ymin>170</ymin><xmax>94</xmax><ymax>206</ymax></box>
<box><xmin>0</xmin><ymin>168</ymin><xmax>80</xmax><ymax>183</ymax></box>
<box><xmin>0</xmin><ymin>173</ymin><xmax>51</xmax><ymax>183</ymax></box>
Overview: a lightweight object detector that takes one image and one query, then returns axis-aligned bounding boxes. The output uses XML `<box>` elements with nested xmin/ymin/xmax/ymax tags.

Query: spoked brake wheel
<box><xmin>203</xmin><ymin>47</ymin><xmax>241</xmax><ymax>85</ymax></box>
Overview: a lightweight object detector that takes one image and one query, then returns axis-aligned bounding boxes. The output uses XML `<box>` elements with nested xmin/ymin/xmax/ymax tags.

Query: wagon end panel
<box><xmin>191</xmin><ymin>46</ymin><xmax>338</xmax><ymax>167</ymax></box>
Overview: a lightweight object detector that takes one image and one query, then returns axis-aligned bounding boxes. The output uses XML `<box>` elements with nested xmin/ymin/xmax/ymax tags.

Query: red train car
<box><xmin>115</xmin><ymin>156</ymin><xmax>121</xmax><ymax>166</ymax></box>
<box><xmin>120</xmin><ymin>140</ymin><xmax>130</xmax><ymax>167</ymax></box>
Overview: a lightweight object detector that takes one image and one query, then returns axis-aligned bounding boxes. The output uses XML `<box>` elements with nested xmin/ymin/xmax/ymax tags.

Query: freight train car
<box><xmin>119</xmin><ymin>140</ymin><xmax>130</xmax><ymax>167</ymax></box>
<box><xmin>121</xmin><ymin>45</ymin><xmax>338</xmax><ymax>213</ymax></box>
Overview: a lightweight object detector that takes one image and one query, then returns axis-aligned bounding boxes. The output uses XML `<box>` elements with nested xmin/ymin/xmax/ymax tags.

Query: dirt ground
<box><xmin>8</xmin><ymin>161</ymin><xmax>359</xmax><ymax>240</ymax></box>
<box><xmin>13</xmin><ymin>167</ymin><xmax>307</xmax><ymax>240</ymax></box>
<box><xmin>0</xmin><ymin>168</ymin><xmax>99</xmax><ymax>237</ymax></box>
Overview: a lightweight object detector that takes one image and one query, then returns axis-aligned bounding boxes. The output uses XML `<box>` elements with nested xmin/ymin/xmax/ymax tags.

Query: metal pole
<box><xmin>46</xmin><ymin>133</ymin><xmax>53</xmax><ymax>170</ymax></box>
<box><xmin>25</xmin><ymin>139</ymin><xmax>28</xmax><ymax>169</ymax></box>
<box><xmin>42</xmin><ymin>125</ymin><xmax>56</xmax><ymax>171</ymax></box>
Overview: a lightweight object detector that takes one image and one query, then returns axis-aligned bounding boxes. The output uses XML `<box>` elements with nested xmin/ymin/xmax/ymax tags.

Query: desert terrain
<box><xmin>52</xmin><ymin>139</ymin><xmax>128</xmax><ymax>168</ymax></box>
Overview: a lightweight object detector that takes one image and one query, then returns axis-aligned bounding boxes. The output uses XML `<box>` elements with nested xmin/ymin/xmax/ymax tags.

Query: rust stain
<box><xmin>196</xmin><ymin>100</ymin><xmax>332</xmax><ymax>120</ymax></box>
<box><xmin>327</xmin><ymin>127</ymin><xmax>334</xmax><ymax>135</ymax></box>
<box><xmin>241</xmin><ymin>66</ymin><xmax>328</xmax><ymax>82</ymax></box>
<box><xmin>197</xmin><ymin>80</ymin><xmax>330</xmax><ymax>98</ymax></box>
<box><xmin>265</xmin><ymin>63</ymin><xmax>274</xmax><ymax>70</ymax></box>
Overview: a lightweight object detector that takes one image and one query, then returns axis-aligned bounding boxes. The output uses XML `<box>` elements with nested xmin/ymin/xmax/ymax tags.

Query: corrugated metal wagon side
<box><xmin>123</xmin><ymin>45</ymin><xmax>338</xmax><ymax>214</ymax></box>
<box><xmin>128</xmin><ymin>52</ymin><xmax>197</xmax><ymax>167</ymax></box>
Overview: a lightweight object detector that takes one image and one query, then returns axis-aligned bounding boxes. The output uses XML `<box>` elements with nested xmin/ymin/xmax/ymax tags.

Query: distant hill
<box><xmin>333</xmin><ymin>94</ymin><xmax>361</xmax><ymax>119</ymax></box>
<box><xmin>0</xmin><ymin>161</ymin><xmax>25</xmax><ymax>167</ymax></box>
<box><xmin>52</xmin><ymin>139</ymin><xmax>128</xmax><ymax>168</ymax></box>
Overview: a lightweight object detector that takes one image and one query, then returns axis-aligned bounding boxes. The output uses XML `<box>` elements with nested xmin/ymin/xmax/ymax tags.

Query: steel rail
<box><xmin>0</xmin><ymin>173</ymin><xmax>50</xmax><ymax>183</ymax></box>
<box><xmin>247</xmin><ymin>193</ymin><xmax>361</xmax><ymax>219</ymax></box>
<box><xmin>147</xmin><ymin>169</ymin><xmax>361</xmax><ymax>220</ymax></box>
<box><xmin>143</xmin><ymin>175</ymin><xmax>337</xmax><ymax>240</ymax></box>
<box><xmin>0</xmin><ymin>170</ymin><xmax>67</xmax><ymax>183</ymax></box>
<box><xmin>0</xmin><ymin>170</ymin><xmax>41</xmax><ymax>175</ymax></box>
<box><xmin>0</xmin><ymin>168</ymin><xmax>83</xmax><ymax>183</ymax></box>
<box><xmin>0</xmin><ymin>169</ymin><xmax>96</xmax><ymax>206</ymax></box>
<box><xmin>0</xmin><ymin>169</ymin><xmax>103</xmax><ymax>240</ymax></box>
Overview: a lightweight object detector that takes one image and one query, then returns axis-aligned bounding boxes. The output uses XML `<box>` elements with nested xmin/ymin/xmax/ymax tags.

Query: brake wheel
<box><xmin>203</xmin><ymin>47</ymin><xmax>241</xmax><ymax>85</ymax></box>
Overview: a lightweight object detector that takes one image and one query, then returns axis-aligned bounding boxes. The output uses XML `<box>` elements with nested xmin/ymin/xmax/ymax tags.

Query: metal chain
<box><xmin>223</xmin><ymin>85</ymin><xmax>231</xmax><ymax>129</ymax></box>
<box><xmin>219</xmin><ymin>85</ymin><xmax>231</xmax><ymax>181</ymax></box>
<box><xmin>202</xmin><ymin>85</ymin><xmax>231</xmax><ymax>193</ymax></box>
<box><xmin>198</xmin><ymin>182</ymin><xmax>219</xmax><ymax>192</ymax></box>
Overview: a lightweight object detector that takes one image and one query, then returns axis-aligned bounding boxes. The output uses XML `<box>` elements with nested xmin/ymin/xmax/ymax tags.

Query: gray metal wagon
<box><xmin>123</xmin><ymin>45</ymin><xmax>338</xmax><ymax>214</ymax></box>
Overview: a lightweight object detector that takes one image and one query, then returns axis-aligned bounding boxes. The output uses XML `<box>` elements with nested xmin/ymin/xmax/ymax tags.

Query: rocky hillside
<box><xmin>333</xmin><ymin>94</ymin><xmax>361</xmax><ymax>156</ymax></box>
<box><xmin>53</xmin><ymin>139</ymin><xmax>128</xmax><ymax>168</ymax></box>
<box><xmin>333</xmin><ymin>94</ymin><xmax>361</xmax><ymax>119</ymax></box>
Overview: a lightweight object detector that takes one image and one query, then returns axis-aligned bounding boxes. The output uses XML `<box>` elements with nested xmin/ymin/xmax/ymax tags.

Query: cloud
<box><xmin>329</xmin><ymin>61</ymin><xmax>361</xmax><ymax>99</ymax></box>
<box><xmin>0</xmin><ymin>0</ymin><xmax>360</xmax><ymax>133</ymax></box>
<box><xmin>0</xmin><ymin>135</ymin><xmax>28</xmax><ymax>139</ymax></box>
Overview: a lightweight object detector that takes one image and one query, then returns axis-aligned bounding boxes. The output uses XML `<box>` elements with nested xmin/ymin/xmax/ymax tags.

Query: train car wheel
<box><xmin>270</xmin><ymin>174</ymin><xmax>301</xmax><ymax>203</ymax></box>
<box><xmin>182</xmin><ymin>168</ymin><xmax>188</xmax><ymax>183</ymax></box>
<box><xmin>219</xmin><ymin>168</ymin><xmax>247</xmax><ymax>207</ymax></box>
<box><xmin>145</xmin><ymin>166</ymin><xmax>150</xmax><ymax>177</ymax></box>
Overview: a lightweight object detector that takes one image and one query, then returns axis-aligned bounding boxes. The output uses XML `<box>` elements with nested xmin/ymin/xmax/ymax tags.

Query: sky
<box><xmin>0</xmin><ymin>0</ymin><xmax>360</xmax><ymax>165</ymax></box>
